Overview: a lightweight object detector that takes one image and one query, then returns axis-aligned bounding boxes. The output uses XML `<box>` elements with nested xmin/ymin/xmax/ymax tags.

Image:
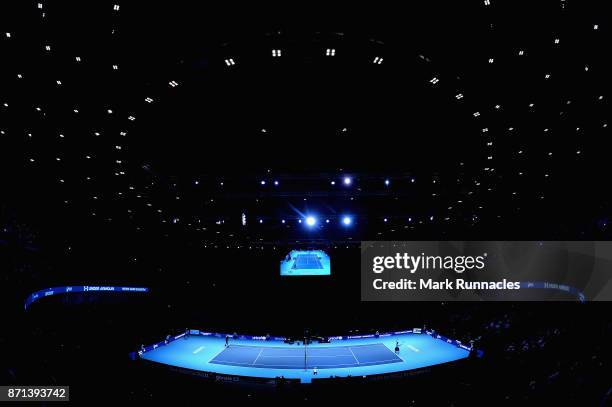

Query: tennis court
<box><xmin>209</xmin><ymin>343</ymin><xmax>402</xmax><ymax>369</ymax></box>
<box><xmin>140</xmin><ymin>331</ymin><xmax>470</xmax><ymax>383</ymax></box>
<box><xmin>292</xmin><ymin>253</ymin><xmax>323</xmax><ymax>269</ymax></box>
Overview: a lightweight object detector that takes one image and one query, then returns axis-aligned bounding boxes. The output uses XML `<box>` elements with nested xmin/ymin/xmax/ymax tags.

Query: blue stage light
<box><xmin>343</xmin><ymin>177</ymin><xmax>352</xmax><ymax>185</ymax></box>
<box><xmin>274</xmin><ymin>180</ymin><xmax>279</xmax><ymax>186</ymax></box>
<box><xmin>306</xmin><ymin>216</ymin><xmax>317</xmax><ymax>226</ymax></box>
<box><xmin>342</xmin><ymin>216</ymin><xmax>352</xmax><ymax>225</ymax></box>
<box><xmin>384</xmin><ymin>179</ymin><xmax>390</xmax><ymax>186</ymax></box>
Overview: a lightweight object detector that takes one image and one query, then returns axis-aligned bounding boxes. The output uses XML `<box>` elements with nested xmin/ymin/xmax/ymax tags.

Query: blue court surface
<box><xmin>280</xmin><ymin>250</ymin><xmax>331</xmax><ymax>276</ymax></box>
<box><xmin>141</xmin><ymin>332</ymin><xmax>469</xmax><ymax>383</ymax></box>
<box><xmin>210</xmin><ymin>343</ymin><xmax>402</xmax><ymax>369</ymax></box>
<box><xmin>293</xmin><ymin>253</ymin><xmax>323</xmax><ymax>269</ymax></box>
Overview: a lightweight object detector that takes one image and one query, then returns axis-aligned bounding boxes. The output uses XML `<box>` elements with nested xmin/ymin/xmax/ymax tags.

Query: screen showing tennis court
<box><xmin>280</xmin><ymin>250</ymin><xmax>331</xmax><ymax>276</ymax></box>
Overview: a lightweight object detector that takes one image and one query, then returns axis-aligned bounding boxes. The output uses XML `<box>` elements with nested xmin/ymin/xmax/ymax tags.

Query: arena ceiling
<box><xmin>1</xmin><ymin>1</ymin><xmax>610</xmax><ymax>250</ymax></box>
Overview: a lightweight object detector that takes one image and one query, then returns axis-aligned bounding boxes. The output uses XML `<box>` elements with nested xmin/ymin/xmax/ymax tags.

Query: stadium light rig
<box><xmin>342</xmin><ymin>216</ymin><xmax>352</xmax><ymax>226</ymax></box>
<box><xmin>305</xmin><ymin>216</ymin><xmax>317</xmax><ymax>227</ymax></box>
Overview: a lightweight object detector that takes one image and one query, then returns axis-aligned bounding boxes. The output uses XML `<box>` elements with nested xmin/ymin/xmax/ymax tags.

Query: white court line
<box><xmin>407</xmin><ymin>345</ymin><xmax>420</xmax><ymax>353</ymax></box>
<box><xmin>227</xmin><ymin>344</ymin><xmax>377</xmax><ymax>350</ymax></box>
<box><xmin>259</xmin><ymin>354</ymin><xmax>352</xmax><ymax>358</ymax></box>
<box><xmin>357</xmin><ymin>358</ymin><xmax>403</xmax><ymax>365</ymax></box>
<box><xmin>208</xmin><ymin>345</ymin><xmax>231</xmax><ymax>363</ymax></box>
<box><xmin>252</xmin><ymin>348</ymin><xmax>264</xmax><ymax>365</ymax></box>
<box><xmin>348</xmin><ymin>347</ymin><xmax>360</xmax><ymax>364</ymax></box>
<box><xmin>192</xmin><ymin>346</ymin><xmax>205</xmax><ymax>354</ymax></box>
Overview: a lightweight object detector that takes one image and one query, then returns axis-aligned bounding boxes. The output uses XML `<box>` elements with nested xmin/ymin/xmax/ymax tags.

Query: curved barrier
<box><xmin>137</xmin><ymin>328</ymin><xmax>479</xmax><ymax>354</ymax></box>
<box><xmin>24</xmin><ymin>286</ymin><xmax>149</xmax><ymax>310</ymax></box>
<box><xmin>136</xmin><ymin>328</ymin><xmax>480</xmax><ymax>383</ymax></box>
<box><xmin>520</xmin><ymin>281</ymin><xmax>586</xmax><ymax>302</ymax></box>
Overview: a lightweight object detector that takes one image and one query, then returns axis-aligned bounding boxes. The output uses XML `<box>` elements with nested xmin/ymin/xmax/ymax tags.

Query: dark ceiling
<box><xmin>1</xmin><ymin>0</ymin><xmax>610</xmax><ymax>256</ymax></box>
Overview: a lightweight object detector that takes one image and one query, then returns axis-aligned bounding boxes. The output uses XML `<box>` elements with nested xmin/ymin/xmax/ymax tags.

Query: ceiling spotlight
<box><xmin>306</xmin><ymin>216</ymin><xmax>317</xmax><ymax>226</ymax></box>
<box><xmin>274</xmin><ymin>180</ymin><xmax>279</xmax><ymax>186</ymax></box>
<box><xmin>384</xmin><ymin>179</ymin><xmax>390</xmax><ymax>186</ymax></box>
<box><xmin>342</xmin><ymin>216</ymin><xmax>352</xmax><ymax>226</ymax></box>
<box><xmin>260</xmin><ymin>180</ymin><xmax>266</xmax><ymax>185</ymax></box>
<box><xmin>343</xmin><ymin>177</ymin><xmax>352</xmax><ymax>185</ymax></box>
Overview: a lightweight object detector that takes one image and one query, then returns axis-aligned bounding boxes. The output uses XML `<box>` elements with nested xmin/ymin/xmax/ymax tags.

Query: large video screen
<box><xmin>280</xmin><ymin>250</ymin><xmax>331</xmax><ymax>276</ymax></box>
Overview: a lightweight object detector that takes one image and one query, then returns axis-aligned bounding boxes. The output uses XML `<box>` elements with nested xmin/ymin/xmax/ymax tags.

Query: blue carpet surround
<box><xmin>139</xmin><ymin>330</ymin><xmax>471</xmax><ymax>383</ymax></box>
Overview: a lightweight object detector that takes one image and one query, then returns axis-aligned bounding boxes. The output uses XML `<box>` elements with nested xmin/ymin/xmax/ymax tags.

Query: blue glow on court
<box><xmin>280</xmin><ymin>250</ymin><xmax>331</xmax><ymax>276</ymax></box>
<box><xmin>210</xmin><ymin>343</ymin><xmax>402</xmax><ymax>369</ymax></box>
<box><xmin>140</xmin><ymin>332</ymin><xmax>470</xmax><ymax>383</ymax></box>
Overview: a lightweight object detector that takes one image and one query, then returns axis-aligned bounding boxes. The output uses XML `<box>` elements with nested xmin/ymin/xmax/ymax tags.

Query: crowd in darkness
<box><xmin>1</xmin><ymin>208</ymin><xmax>611</xmax><ymax>404</ymax></box>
